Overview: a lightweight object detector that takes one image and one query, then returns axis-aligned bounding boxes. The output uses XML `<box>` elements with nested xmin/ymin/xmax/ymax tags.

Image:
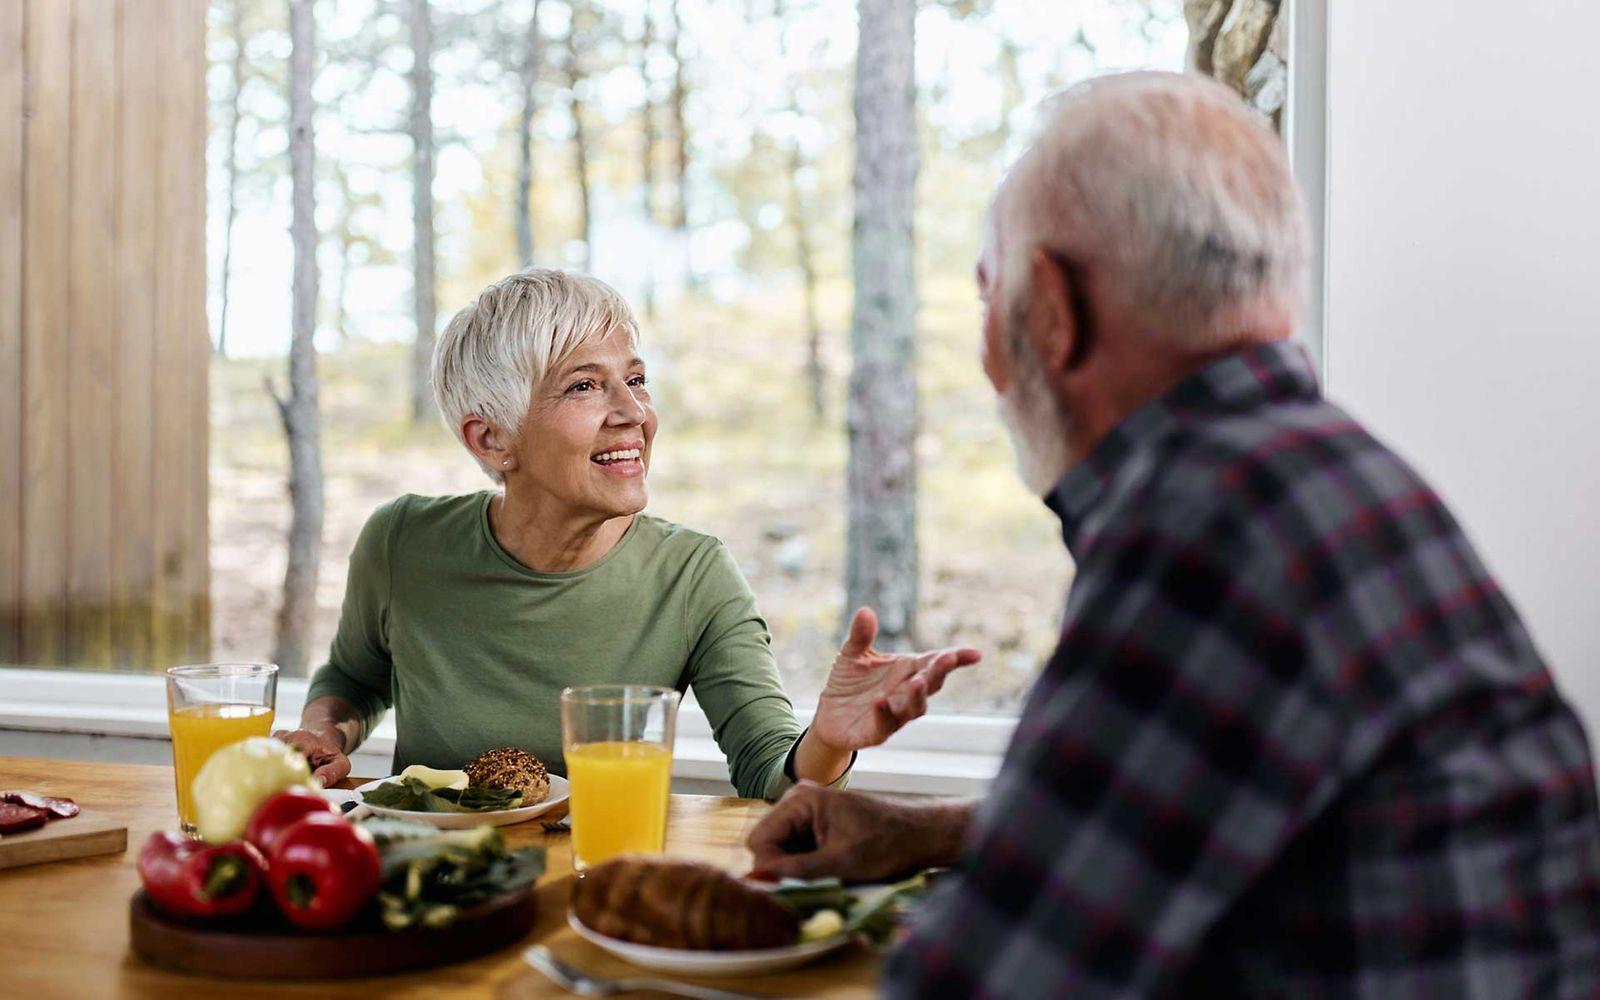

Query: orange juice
<box><xmin>566</xmin><ymin>741</ymin><xmax>673</xmax><ymax>870</ymax></box>
<box><xmin>168</xmin><ymin>703</ymin><xmax>274</xmax><ymax>830</ymax></box>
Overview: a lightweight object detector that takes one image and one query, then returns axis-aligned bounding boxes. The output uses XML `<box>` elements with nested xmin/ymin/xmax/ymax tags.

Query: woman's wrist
<box><xmin>298</xmin><ymin>696</ymin><xmax>362</xmax><ymax>755</ymax></box>
<box><xmin>792</xmin><ymin>727</ymin><xmax>852</xmax><ymax>785</ymax></box>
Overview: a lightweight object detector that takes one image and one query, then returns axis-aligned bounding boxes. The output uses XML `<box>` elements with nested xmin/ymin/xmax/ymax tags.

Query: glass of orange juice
<box><xmin>165</xmin><ymin>663</ymin><xmax>278</xmax><ymax>834</ymax></box>
<box><xmin>561</xmin><ymin>685</ymin><xmax>679</xmax><ymax>872</ymax></box>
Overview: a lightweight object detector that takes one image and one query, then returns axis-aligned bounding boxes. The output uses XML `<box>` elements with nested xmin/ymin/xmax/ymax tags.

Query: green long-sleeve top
<box><xmin>306</xmin><ymin>492</ymin><xmax>846</xmax><ymax>800</ymax></box>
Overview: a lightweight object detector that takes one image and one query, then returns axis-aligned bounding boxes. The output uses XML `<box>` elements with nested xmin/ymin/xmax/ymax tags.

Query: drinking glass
<box><xmin>561</xmin><ymin>685</ymin><xmax>680</xmax><ymax>872</ymax></box>
<box><xmin>166</xmin><ymin>663</ymin><xmax>278</xmax><ymax>834</ymax></box>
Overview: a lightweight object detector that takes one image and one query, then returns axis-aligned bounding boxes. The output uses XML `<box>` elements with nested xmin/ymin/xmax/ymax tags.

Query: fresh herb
<box><xmin>770</xmin><ymin>871</ymin><xmax>933</xmax><ymax>949</ymax></box>
<box><xmin>843</xmin><ymin>872</ymin><xmax>930</xmax><ymax>947</ymax></box>
<box><xmin>360</xmin><ymin>817</ymin><xmax>545</xmax><ymax>931</ymax></box>
<box><xmin>769</xmin><ymin>877</ymin><xmax>853</xmax><ymax>917</ymax></box>
<box><xmin>362</xmin><ymin>777</ymin><xmax>523</xmax><ymax>813</ymax></box>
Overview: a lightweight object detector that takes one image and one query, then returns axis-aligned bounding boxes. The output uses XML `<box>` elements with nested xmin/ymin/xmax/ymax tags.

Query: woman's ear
<box><xmin>462</xmin><ymin>416</ymin><xmax>513</xmax><ymax>472</ymax></box>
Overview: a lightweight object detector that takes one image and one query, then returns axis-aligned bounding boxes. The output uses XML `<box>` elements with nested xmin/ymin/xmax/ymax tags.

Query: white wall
<box><xmin>1322</xmin><ymin>1</ymin><xmax>1600</xmax><ymax>731</ymax></box>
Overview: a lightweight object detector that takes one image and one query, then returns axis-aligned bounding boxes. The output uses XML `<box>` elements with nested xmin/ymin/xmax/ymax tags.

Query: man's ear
<box><xmin>1027</xmin><ymin>248</ymin><xmax>1079</xmax><ymax>377</ymax></box>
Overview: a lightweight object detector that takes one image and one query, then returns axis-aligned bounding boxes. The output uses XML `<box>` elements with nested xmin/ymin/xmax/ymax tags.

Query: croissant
<box><xmin>572</xmin><ymin>856</ymin><xmax>799</xmax><ymax>950</ymax></box>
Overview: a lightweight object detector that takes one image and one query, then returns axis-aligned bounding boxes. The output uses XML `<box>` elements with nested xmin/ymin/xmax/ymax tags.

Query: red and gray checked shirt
<box><xmin>885</xmin><ymin>341</ymin><xmax>1600</xmax><ymax>998</ymax></box>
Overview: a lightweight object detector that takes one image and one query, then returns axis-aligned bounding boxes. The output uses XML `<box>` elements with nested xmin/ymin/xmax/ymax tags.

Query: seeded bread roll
<box><xmin>463</xmin><ymin>747</ymin><xmax>550</xmax><ymax>805</ymax></box>
<box><xmin>573</xmin><ymin>856</ymin><xmax>799</xmax><ymax>950</ymax></box>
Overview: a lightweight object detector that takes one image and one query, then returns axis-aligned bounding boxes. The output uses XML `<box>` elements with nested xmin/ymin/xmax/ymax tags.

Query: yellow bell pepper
<box><xmin>192</xmin><ymin>736</ymin><xmax>315</xmax><ymax>843</ymax></box>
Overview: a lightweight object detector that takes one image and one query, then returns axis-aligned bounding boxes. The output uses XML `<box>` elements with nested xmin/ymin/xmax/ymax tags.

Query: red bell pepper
<box><xmin>266</xmin><ymin>812</ymin><xmax>381</xmax><ymax>931</ymax></box>
<box><xmin>137</xmin><ymin>831</ymin><xmax>265</xmax><ymax>919</ymax></box>
<box><xmin>245</xmin><ymin>786</ymin><xmax>336</xmax><ymax>855</ymax></box>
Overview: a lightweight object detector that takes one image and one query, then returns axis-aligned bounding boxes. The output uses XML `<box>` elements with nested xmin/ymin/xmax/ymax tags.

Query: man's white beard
<box><xmin>998</xmin><ymin>360</ymin><xmax>1074</xmax><ymax>497</ymax></box>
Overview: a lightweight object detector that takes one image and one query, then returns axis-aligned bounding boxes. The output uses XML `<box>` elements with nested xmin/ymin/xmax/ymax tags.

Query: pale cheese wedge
<box><xmin>400</xmin><ymin>764</ymin><xmax>470</xmax><ymax>791</ymax></box>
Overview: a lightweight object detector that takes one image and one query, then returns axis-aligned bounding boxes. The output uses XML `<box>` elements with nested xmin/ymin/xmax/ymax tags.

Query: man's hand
<box><xmin>809</xmin><ymin>607</ymin><xmax>982</xmax><ymax>753</ymax></box>
<box><xmin>746</xmin><ymin>782</ymin><xmax>973</xmax><ymax>883</ymax></box>
<box><xmin>271</xmin><ymin>727</ymin><xmax>351</xmax><ymax>787</ymax></box>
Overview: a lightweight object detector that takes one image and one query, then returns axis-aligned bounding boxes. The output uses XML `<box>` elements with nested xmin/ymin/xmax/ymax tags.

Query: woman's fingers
<box><xmin>312</xmin><ymin>756</ymin><xmax>350</xmax><ymax>788</ymax></box>
<box><xmin>839</xmin><ymin>607</ymin><xmax>879</xmax><ymax>658</ymax></box>
<box><xmin>872</xmin><ymin>694</ymin><xmax>898</xmax><ymax>738</ymax></box>
<box><xmin>884</xmin><ymin>674</ymin><xmax>928</xmax><ymax>725</ymax></box>
<box><xmin>919</xmin><ymin>648</ymin><xmax>982</xmax><ymax>694</ymax></box>
<box><xmin>905</xmin><ymin>676</ymin><xmax>929</xmax><ymax>718</ymax></box>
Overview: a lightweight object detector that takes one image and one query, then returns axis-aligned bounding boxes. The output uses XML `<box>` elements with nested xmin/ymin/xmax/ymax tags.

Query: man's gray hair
<box><xmin>996</xmin><ymin>71</ymin><xmax>1309</xmax><ymax>347</ymax></box>
<box><xmin>431</xmin><ymin>268</ymin><xmax>640</xmax><ymax>483</ymax></box>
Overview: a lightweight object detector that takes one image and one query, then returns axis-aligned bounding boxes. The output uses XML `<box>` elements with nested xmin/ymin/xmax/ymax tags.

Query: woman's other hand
<box><xmin>271</xmin><ymin>728</ymin><xmax>351</xmax><ymax>788</ymax></box>
<box><xmin>809</xmin><ymin>607</ymin><xmax>982</xmax><ymax>752</ymax></box>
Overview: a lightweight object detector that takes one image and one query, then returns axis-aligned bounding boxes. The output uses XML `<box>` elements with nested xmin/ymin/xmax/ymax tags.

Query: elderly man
<box><xmin>747</xmin><ymin>72</ymin><xmax>1600</xmax><ymax>996</ymax></box>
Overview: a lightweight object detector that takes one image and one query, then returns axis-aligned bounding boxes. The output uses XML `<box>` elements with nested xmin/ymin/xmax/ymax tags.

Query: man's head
<box><xmin>980</xmin><ymin>71</ymin><xmax>1310</xmax><ymax>494</ymax></box>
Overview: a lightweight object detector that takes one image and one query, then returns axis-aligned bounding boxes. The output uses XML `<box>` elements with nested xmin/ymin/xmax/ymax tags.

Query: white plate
<box><xmin>353</xmin><ymin>774</ymin><xmax>569</xmax><ymax>829</ymax></box>
<box><xmin>567</xmin><ymin>911</ymin><xmax>850</xmax><ymax>977</ymax></box>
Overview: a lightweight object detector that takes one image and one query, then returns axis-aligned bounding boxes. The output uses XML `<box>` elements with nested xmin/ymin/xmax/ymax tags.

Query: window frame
<box><xmin>0</xmin><ymin>667</ymin><xmax>1007</xmax><ymax>796</ymax></box>
<box><xmin>2</xmin><ymin>2</ymin><xmax>1331</xmax><ymax>799</ymax></box>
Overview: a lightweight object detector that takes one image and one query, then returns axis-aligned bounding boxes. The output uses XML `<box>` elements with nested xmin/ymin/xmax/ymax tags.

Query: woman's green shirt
<box><xmin>306</xmin><ymin>492</ymin><xmax>839</xmax><ymax>800</ymax></box>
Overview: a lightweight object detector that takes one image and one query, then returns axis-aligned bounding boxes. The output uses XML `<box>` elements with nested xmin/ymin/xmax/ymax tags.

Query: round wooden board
<box><xmin>128</xmin><ymin>887</ymin><xmax>539</xmax><ymax>979</ymax></box>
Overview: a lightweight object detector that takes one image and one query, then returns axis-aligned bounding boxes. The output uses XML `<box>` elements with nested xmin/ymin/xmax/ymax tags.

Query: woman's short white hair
<box><xmin>431</xmin><ymin>268</ymin><xmax>640</xmax><ymax>483</ymax></box>
<box><xmin>996</xmin><ymin>71</ymin><xmax>1310</xmax><ymax>349</ymax></box>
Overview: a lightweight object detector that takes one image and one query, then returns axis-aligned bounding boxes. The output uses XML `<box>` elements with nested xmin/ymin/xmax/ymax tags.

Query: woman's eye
<box><xmin>628</xmin><ymin>375</ymin><xmax>648</xmax><ymax>388</ymax></box>
<box><xmin>567</xmin><ymin>379</ymin><xmax>595</xmax><ymax>393</ymax></box>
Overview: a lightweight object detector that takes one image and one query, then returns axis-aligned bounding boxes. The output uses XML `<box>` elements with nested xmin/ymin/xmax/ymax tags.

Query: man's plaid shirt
<box><xmin>885</xmin><ymin>341</ymin><xmax>1600</xmax><ymax>997</ymax></box>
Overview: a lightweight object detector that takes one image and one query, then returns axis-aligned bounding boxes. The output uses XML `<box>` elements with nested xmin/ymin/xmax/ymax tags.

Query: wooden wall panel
<box><xmin>21</xmin><ymin>0</ymin><xmax>73</xmax><ymax>667</ymax></box>
<box><xmin>0</xmin><ymin>2</ymin><xmax>24</xmax><ymax>664</ymax></box>
<box><xmin>6</xmin><ymin>0</ymin><xmax>209</xmax><ymax>671</ymax></box>
<box><xmin>114</xmin><ymin>0</ymin><xmax>159</xmax><ymax>671</ymax></box>
<box><xmin>184</xmin><ymin>0</ymin><xmax>212</xmax><ymax>660</ymax></box>
<box><xmin>68</xmin><ymin>0</ymin><xmax>119</xmax><ymax>667</ymax></box>
<box><xmin>152</xmin><ymin>0</ymin><xmax>188</xmax><ymax>664</ymax></box>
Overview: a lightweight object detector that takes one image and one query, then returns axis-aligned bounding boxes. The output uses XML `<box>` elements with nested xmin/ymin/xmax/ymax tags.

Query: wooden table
<box><xmin>0</xmin><ymin>757</ymin><xmax>881</xmax><ymax>999</ymax></box>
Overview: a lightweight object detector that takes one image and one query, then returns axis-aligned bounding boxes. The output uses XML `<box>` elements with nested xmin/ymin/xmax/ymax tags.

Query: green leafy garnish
<box><xmin>362</xmin><ymin>777</ymin><xmax>523</xmax><ymax>813</ymax></box>
<box><xmin>769</xmin><ymin>872</ymin><xmax>934</xmax><ymax>949</ymax></box>
<box><xmin>843</xmin><ymin>872</ymin><xmax>929</xmax><ymax>947</ymax></box>
<box><xmin>362</xmin><ymin>817</ymin><xmax>546</xmax><ymax>931</ymax></box>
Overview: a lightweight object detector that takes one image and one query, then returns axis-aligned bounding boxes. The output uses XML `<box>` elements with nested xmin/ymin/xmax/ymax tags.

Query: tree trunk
<box><xmin>665</xmin><ymin>0</ymin><xmax>691</xmax><ymax>284</ymax></box>
<box><xmin>565</xmin><ymin>0</ymin><xmax>592</xmax><ymax>271</ymax></box>
<box><xmin>845</xmin><ymin>0</ymin><xmax>918</xmax><ymax>648</ymax></box>
<box><xmin>638</xmin><ymin>2</ymin><xmax>656</xmax><ymax>317</ymax></box>
<box><xmin>667</xmin><ymin>0</ymin><xmax>689</xmax><ymax>236</ymax></box>
<box><xmin>216</xmin><ymin>0</ymin><xmax>247</xmax><ymax>358</ymax></box>
<box><xmin>775</xmin><ymin>0</ymin><xmax>823</xmax><ymax>419</ymax></box>
<box><xmin>332</xmin><ymin>163</ymin><xmax>353</xmax><ymax>344</ymax></box>
<box><xmin>274</xmin><ymin>0</ymin><xmax>325</xmax><ymax>675</ymax></box>
<box><xmin>1184</xmin><ymin>0</ymin><xmax>1287</xmax><ymax>130</ymax></box>
<box><xmin>408</xmin><ymin>0</ymin><xmax>437</xmax><ymax>422</ymax></box>
<box><xmin>515</xmin><ymin>0</ymin><xmax>541</xmax><ymax>267</ymax></box>
<box><xmin>792</xmin><ymin>139</ymin><xmax>823</xmax><ymax>421</ymax></box>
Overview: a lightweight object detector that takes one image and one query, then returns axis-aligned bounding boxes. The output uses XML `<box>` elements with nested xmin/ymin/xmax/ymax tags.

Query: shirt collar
<box><xmin>1044</xmin><ymin>339</ymin><xmax>1321</xmax><ymax>548</ymax></box>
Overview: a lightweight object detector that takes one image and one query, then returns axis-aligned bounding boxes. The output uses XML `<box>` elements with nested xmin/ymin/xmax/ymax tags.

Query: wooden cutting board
<box><xmin>0</xmin><ymin>810</ymin><xmax>128</xmax><ymax>870</ymax></box>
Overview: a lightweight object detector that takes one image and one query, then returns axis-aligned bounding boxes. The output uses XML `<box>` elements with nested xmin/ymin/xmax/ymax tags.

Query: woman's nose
<box><xmin>607</xmin><ymin>383</ymin><xmax>648</xmax><ymax>425</ymax></box>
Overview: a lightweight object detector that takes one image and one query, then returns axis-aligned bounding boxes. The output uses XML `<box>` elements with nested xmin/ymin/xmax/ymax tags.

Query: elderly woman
<box><xmin>276</xmin><ymin>269</ymin><xmax>979</xmax><ymax>799</ymax></box>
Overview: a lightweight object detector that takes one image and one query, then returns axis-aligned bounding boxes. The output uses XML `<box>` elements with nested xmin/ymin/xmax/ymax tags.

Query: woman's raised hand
<box><xmin>808</xmin><ymin>607</ymin><xmax>982</xmax><ymax>752</ymax></box>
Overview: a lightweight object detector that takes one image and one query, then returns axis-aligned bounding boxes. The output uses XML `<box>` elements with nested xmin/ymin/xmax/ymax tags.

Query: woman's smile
<box><xmin>591</xmin><ymin>441</ymin><xmax>647</xmax><ymax>477</ymax></box>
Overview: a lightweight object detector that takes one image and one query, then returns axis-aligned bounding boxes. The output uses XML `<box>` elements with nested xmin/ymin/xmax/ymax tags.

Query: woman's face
<box><xmin>510</xmin><ymin>326</ymin><xmax>656</xmax><ymax>519</ymax></box>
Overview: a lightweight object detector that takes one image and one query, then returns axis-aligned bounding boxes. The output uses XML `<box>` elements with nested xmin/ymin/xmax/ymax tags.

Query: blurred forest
<box><xmin>204</xmin><ymin>0</ymin><xmax>1206</xmax><ymax>713</ymax></box>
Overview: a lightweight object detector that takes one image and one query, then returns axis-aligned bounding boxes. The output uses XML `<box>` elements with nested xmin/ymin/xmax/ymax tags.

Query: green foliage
<box><xmin>204</xmin><ymin>0</ymin><xmax>1190</xmax><ymax>712</ymax></box>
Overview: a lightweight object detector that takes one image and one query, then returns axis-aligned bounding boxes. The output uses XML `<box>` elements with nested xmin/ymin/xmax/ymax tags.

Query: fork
<box><xmin>523</xmin><ymin>945</ymin><xmax>769</xmax><ymax>1000</ymax></box>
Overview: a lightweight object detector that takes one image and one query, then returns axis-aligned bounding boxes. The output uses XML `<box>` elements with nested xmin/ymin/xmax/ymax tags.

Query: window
<box><xmin>4</xmin><ymin>1</ymin><xmax>1301</xmax><ymax>732</ymax></box>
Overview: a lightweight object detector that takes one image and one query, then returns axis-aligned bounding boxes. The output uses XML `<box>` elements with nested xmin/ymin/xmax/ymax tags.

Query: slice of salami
<box><xmin>0</xmin><ymin>802</ymin><xmax>49</xmax><ymax>835</ymax></box>
<box><xmin>2</xmin><ymin>790</ymin><xmax>80</xmax><ymax>819</ymax></box>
